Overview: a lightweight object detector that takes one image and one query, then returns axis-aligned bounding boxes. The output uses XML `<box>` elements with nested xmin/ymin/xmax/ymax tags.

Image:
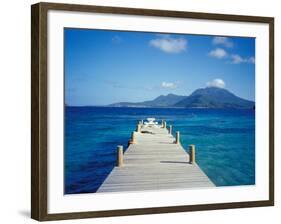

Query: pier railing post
<box><xmin>128</xmin><ymin>131</ymin><xmax>137</xmax><ymax>145</ymax></box>
<box><xmin>161</xmin><ymin>120</ymin><xmax>164</xmax><ymax>128</ymax></box>
<box><xmin>163</xmin><ymin>121</ymin><xmax>167</xmax><ymax>129</ymax></box>
<box><xmin>189</xmin><ymin>145</ymin><xmax>196</xmax><ymax>164</ymax></box>
<box><xmin>169</xmin><ymin>125</ymin><xmax>172</xmax><ymax>134</ymax></box>
<box><xmin>117</xmin><ymin>145</ymin><xmax>123</xmax><ymax>167</ymax></box>
<box><xmin>131</xmin><ymin>131</ymin><xmax>137</xmax><ymax>144</ymax></box>
<box><xmin>175</xmin><ymin>131</ymin><xmax>180</xmax><ymax>144</ymax></box>
<box><xmin>136</xmin><ymin>124</ymin><xmax>141</xmax><ymax>132</ymax></box>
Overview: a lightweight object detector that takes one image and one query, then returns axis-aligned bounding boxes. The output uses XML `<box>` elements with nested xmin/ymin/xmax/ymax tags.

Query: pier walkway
<box><xmin>97</xmin><ymin>119</ymin><xmax>215</xmax><ymax>193</ymax></box>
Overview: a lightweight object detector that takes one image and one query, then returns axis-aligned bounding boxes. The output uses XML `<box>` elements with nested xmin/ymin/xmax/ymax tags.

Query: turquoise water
<box><xmin>65</xmin><ymin>107</ymin><xmax>255</xmax><ymax>194</ymax></box>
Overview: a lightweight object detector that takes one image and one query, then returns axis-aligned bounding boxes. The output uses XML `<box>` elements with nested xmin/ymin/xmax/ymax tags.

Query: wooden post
<box><xmin>163</xmin><ymin>121</ymin><xmax>167</xmax><ymax>129</ymax></box>
<box><xmin>131</xmin><ymin>131</ymin><xmax>137</xmax><ymax>144</ymax></box>
<box><xmin>136</xmin><ymin>124</ymin><xmax>141</xmax><ymax>132</ymax></box>
<box><xmin>117</xmin><ymin>145</ymin><xmax>123</xmax><ymax>167</ymax></box>
<box><xmin>169</xmin><ymin>125</ymin><xmax>172</xmax><ymax>134</ymax></box>
<box><xmin>189</xmin><ymin>145</ymin><xmax>196</xmax><ymax>164</ymax></box>
<box><xmin>128</xmin><ymin>132</ymin><xmax>137</xmax><ymax>145</ymax></box>
<box><xmin>175</xmin><ymin>131</ymin><xmax>180</xmax><ymax>144</ymax></box>
<box><xmin>161</xmin><ymin>120</ymin><xmax>164</xmax><ymax>128</ymax></box>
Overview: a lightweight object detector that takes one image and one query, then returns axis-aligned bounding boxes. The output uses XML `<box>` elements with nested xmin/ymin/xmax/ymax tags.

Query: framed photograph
<box><xmin>31</xmin><ymin>2</ymin><xmax>274</xmax><ymax>221</ymax></box>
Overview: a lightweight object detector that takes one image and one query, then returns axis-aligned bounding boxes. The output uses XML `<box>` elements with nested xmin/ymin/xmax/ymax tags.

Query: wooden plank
<box><xmin>97</xmin><ymin>123</ymin><xmax>215</xmax><ymax>193</ymax></box>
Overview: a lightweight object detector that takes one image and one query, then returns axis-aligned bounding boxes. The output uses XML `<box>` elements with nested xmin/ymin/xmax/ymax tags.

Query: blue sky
<box><xmin>65</xmin><ymin>28</ymin><xmax>255</xmax><ymax>106</ymax></box>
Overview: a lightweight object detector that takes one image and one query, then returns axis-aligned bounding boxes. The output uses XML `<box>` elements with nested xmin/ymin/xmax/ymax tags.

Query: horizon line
<box><xmin>65</xmin><ymin>86</ymin><xmax>255</xmax><ymax>107</ymax></box>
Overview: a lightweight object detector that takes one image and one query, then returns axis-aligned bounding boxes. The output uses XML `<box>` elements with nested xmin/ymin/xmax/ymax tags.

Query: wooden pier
<box><xmin>97</xmin><ymin>119</ymin><xmax>215</xmax><ymax>193</ymax></box>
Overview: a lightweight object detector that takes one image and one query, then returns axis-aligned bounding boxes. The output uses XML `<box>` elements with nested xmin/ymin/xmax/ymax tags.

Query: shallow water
<box><xmin>65</xmin><ymin>107</ymin><xmax>255</xmax><ymax>194</ymax></box>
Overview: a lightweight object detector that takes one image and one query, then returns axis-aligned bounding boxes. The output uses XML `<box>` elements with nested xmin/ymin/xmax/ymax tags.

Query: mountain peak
<box><xmin>175</xmin><ymin>87</ymin><xmax>254</xmax><ymax>108</ymax></box>
<box><xmin>167</xmin><ymin>93</ymin><xmax>177</xmax><ymax>96</ymax></box>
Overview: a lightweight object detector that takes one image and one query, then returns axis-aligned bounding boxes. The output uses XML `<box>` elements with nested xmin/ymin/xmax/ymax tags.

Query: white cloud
<box><xmin>231</xmin><ymin>54</ymin><xmax>244</xmax><ymax>64</ymax></box>
<box><xmin>208</xmin><ymin>48</ymin><xmax>228</xmax><ymax>59</ymax></box>
<box><xmin>106</xmin><ymin>80</ymin><xmax>157</xmax><ymax>91</ymax></box>
<box><xmin>248</xmin><ymin>56</ymin><xmax>255</xmax><ymax>64</ymax></box>
<box><xmin>149</xmin><ymin>36</ymin><xmax>187</xmax><ymax>53</ymax></box>
<box><xmin>230</xmin><ymin>54</ymin><xmax>255</xmax><ymax>64</ymax></box>
<box><xmin>161</xmin><ymin>81</ymin><xmax>177</xmax><ymax>89</ymax></box>
<box><xmin>206</xmin><ymin>79</ymin><xmax>225</xmax><ymax>88</ymax></box>
<box><xmin>213</xmin><ymin>37</ymin><xmax>233</xmax><ymax>48</ymax></box>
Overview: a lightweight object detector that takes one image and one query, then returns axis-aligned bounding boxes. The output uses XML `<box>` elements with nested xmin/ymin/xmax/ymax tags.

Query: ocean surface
<box><xmin>65</xmin><ymin>107</ymin><xmax>255</xmax><ymax>194</ymax></box>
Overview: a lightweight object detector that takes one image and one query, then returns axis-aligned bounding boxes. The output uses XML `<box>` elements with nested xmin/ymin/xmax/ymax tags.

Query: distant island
<box><xmin>108</xmin><ymin>87</ymin><xmax>255</xmax><ymax>109</ymax></box>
